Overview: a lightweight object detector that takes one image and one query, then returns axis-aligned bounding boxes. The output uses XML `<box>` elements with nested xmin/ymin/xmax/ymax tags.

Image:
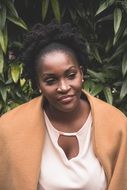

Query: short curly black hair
<box><xmin>21</xmin><ymin>20</ymin><xmax>89</xmax><ymax>89</ymax></box>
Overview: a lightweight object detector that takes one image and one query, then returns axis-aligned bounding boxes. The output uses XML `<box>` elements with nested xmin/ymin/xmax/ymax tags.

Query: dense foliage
<box><xmin>0</xmin><ymin>0</ymin><xmax>127</xmax><ymax>115</ymax></box>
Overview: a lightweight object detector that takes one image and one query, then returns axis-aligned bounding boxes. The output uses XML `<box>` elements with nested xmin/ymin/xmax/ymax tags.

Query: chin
<box><xmin>58</xmin><ymin>107</ymin><xmax>75</xmax><ymax>113</ymax></box>
<box><xmin>57</xmin><ymin>102</ymin><xmax>79</xmax><ymax>113</ymax></box>
<box><xmin>50</xmin><ymin>95</ymin><xmax>81</xmax><ymax>113</ymax></box>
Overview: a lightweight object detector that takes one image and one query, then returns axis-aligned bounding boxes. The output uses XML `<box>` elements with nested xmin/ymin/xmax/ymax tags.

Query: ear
<box><xmin>37</xmin><ymin>82</ymin><xmax>42</xmax><ymax>94</ymax></box>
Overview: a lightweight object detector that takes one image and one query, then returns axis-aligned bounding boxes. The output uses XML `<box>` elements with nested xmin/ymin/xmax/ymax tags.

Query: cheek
<box><xmin>39</xmin><ymin>83</ymin><xmax>56</xmax><ymax>97</ymax></box>
<box><xmin>72</xmin><ymin>75</ymin><xmax>82</xmax><ymax>88</ymax></box>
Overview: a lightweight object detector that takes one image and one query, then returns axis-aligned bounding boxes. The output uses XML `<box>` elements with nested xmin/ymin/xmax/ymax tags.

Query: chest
<box><xmin>58</xmin><ymin>135</ymin><xmax>79</xmax><ymax>160</ymax></box>
<box><xmin>38</xmin><ymin>115</ymin><xmax>107</xmax><ymax>190</ymax></box>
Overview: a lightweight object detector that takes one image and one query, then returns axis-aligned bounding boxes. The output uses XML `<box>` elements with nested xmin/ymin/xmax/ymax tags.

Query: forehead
<box><xmin>38</xmin><ymin>51</ymin><xmax>79</xmax><ymax>72</ymax></box>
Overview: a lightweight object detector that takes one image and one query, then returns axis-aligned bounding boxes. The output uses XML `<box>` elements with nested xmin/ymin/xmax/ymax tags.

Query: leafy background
<box><xmin>0</xmin><ymin>0</ymin><xmax>127</xmax><ymax>115</ymax></box>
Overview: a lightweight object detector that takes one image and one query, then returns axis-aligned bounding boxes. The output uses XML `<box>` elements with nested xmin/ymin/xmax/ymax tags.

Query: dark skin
<box><xmin>37</xmin><ymin>50</ymin><xmax>90</xmax><ymax>159</ymax></box>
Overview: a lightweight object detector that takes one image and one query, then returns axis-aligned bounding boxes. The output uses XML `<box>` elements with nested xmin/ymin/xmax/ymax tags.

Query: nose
<box><xmin>57</xmin><ymin>79</ymin><xmax>71</xmax><ymax>93</ymax></box>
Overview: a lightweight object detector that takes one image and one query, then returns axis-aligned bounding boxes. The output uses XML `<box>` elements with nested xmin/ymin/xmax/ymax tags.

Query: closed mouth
<box><xmin>57</xmin><ymin>95</ymin><xmax>74</xmax><ymax>104</ymax></box>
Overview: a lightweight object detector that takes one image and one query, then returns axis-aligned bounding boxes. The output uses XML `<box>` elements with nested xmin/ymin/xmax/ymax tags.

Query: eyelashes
<box><xmin>67</xmin><ymin>73</ymin><xmax>76</xmax><ymax>79</ymax></box>
<box><xmin>45</xmin><ymin>78</ymin><xmax>57</xmax><ymax>85</ymax></box>
<box><xmin>44</xmin><ymin>72</ymin><xmax>77</xmax><ymax>85</ymax></box>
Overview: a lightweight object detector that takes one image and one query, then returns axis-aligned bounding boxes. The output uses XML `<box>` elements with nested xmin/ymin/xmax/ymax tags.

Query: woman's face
<box><xmin>37</xmin><ymin>51</ymin><xmax>83</xmax><ymax>112</ymax></box>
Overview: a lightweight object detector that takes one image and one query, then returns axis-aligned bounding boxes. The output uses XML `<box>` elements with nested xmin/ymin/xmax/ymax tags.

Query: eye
<box><xmin>67</xmin><ymin>72</ymin><xmax>76</xmax><ymax>79</ymax></box>
<box><xmin>45</xmin><ymin>78</ymin><xmax>57</xmax><ymax>85</ymax></box>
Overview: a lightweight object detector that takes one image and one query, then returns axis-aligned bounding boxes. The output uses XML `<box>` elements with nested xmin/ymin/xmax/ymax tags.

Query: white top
<box><xmin>38</xmin><ymin>112</ymin><xmax>107</xmax><ymax>190</ymax></box>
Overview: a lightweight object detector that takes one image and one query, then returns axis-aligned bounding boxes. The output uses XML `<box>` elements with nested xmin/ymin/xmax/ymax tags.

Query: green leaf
<box><xmin>120</xmin><ymin>76</ymin><xmax>127</xmax><ymax>100</ymax></box>
<box><xmin>6</xmin><ymin>0</ymin><xmax>18</xmax><ymax>18</ymax></box>
<box><xmin>7</xmin><ymin>102</ymin><xmax>20</xmax><ymax>111</ymax></box>
<box><xmin>42</xmin><ymin>0</ymin><xmax>49</xmax><ymax>21</ymax></box>
<box><xmin>7</xmin><ymin>15</ymin><xmax>28</xmax><ymax>30</ymax></box>
<box><xmin>96</xmin><ymin>14</ymin><xmax>113</xmax><ymax>23</ymax></box>
<box><xmin>114</xmin><ymin>8</ymin><xmax>122</xmax><ymax>35</ymax></box>
<box><xmin>20</xmin><ymin>78</ymin><xmax>26</xmax><ymax>87</ymax></box>
<box><xmin>108</xmin><ymin>41</ymin><xmax>127</xmax><ymax>62</ymax></box>
<box><xmin>76</xmin><ymin>8</ymin><xmax>83</xmax><ymax>18</ymax></box>
<box><xmin>0</xmin><ymin>29</ymin><xmax>6</xmax><ymax>53</ymax></box>
<box><xmin>0</xmin><ymin>4</ymin><xmax>6</xmax><ymax>29</ymax></box>
<box><xmin>116</xmin><ymin>41</ymin><xmax>127</xmax><ymax>53</ymax></box>
<box><xmin>2</xmin><ymin>24</ymin><xmax>8</xmax><ymax>53</ymax></box>
<box><xmin>103</xmin><ymin>87</ymin><xmax>113</xmax><ymax>104</ymax></box>
<box><xmin>6</xmin><ymin>0</ymin><xmax>27</xmax><ymax>30</ymax></box>
<box><xmin>0</xmin><ymin>25</ymin><xmax>8</xmax><ymax>53</ymax></box>
<box><xmin>51</xmin><ymin>0</ymin><xmax>61</xmax><ymax>23</ymax></box>
<box><xmin>96</xmin><ymin>0</ymin><xmax>115</xmax><ymax>15</ymax></box>
<box><xmin>105</xmin><ymin>39</ymin><xmax>113</xmax><ymax>52</ymax></box>
<box><xmin>83</xmin><ymin>80</ymin><xmax>103</xmax><ymax>96</ymax></box>
<box><xmin>87</xmin><ymin>69</ymin><xmax>105</xmax><ymax>83</ymax></box>
<box><xmin>122</xmin><ymin>53</ymin><xmax>127</xmax><ymax>77</ymax></box>
<box><xmin>11</xmin><ymin>64</ymin><xmax>22</xmax><ymax>83</ymax></box>
<box><xmin>68</xmin><ymin>9</ymin><xmax>77</xmax><ymax>21</ymax></box>
<box><xmin>83</xmin><ymin>80</ymin><xmax>93</xmax><ymax>93</ymax></box>
<box><xmin>0</xmin><ymin>86</ymin><xmax>7</xmax><ymax>102</ymax></box>
<box><xmin>113</xmin><ymin>19</ymin><xmax>126</xmax><ymax>45</ymax></box>
<box><xmin>92</xmin><ymin>47</ymin><xmax>102</xmax><ymax>63</ymax></box>
<box><xmin>0</xmin><ymin>49</ymin><xmax>4</xmax><ymax>73</ymax></box>
<box><xmin>90</xmin><ymin>83</ymin><xmax>104</xmax><ymax>96</ymax></box>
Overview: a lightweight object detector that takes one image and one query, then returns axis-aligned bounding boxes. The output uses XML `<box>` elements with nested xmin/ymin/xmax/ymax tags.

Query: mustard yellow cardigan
<box><xmin>0</xmin><ymin>91</ymin><xmax>127</xmax><ymax>190</ymax></box>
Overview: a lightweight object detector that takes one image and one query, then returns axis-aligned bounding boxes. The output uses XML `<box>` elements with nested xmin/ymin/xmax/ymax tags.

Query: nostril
<box><xmin>61</xmin><ymin>85</ymin><xmax>70</xmax><ymax>92</ymax></box>
<box><xmin>57</xmin><ymin>85</ymin><xmax>71</xmax><ymax>93</ymax></box>
<box><xmin>58</xmin><ymin>81</ymin><xmax>71</xmax><ymax>92</ymax></box>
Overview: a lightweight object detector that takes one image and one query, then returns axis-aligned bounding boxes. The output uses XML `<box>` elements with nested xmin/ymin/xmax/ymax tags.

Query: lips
<box><xmin>57</xmin><ymin>95</ymin><xmax>74</xmax><ymax>104</ymax></box>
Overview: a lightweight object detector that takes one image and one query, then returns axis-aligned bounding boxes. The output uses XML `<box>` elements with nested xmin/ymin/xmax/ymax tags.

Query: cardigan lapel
<box><xmin>84</xmin><ymin>91</ymin><xmax>111</xmax><ymax>183</ymax></box>
<box><xmin>84</xmin><ymin>90</ymin><xmax>127</xmax><ymax>186</ymax></box>
<box><xmin>2</xmin><ymin>96</ymin><xmax>46</xmax><ymax>190</ymax></box>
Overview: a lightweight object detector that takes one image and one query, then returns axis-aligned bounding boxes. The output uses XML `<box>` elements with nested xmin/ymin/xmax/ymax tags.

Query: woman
<box><xmin>0</xmin><ymin>21</ymin><xmax>127</xmax><ymax>190</ymax></box>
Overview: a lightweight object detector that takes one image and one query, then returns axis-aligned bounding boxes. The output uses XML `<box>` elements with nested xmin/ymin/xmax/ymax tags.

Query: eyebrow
<box><xmin>41</xmin><ymin>73</ymin><xmax>56</xmax><ymax>79</ymax></box>
<box><xmin>41</xmin><ymin>66</ymin><xmax>77</xmax><ymax>78</ymax></box>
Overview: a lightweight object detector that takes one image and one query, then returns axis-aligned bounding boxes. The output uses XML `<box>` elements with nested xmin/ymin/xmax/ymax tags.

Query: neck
<box><xmin>45</xmin><ymin>99</ymin><xmax>88</xmax><ymax>123</ymax></box>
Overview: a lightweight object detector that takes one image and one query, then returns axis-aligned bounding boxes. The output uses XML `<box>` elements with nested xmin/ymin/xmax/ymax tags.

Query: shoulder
<box><xmin>83</xmin><ymin>92</ymin><xmax>127</xmax><ymax>156</ymax></box>
<box><xmin>0</xmin><ymin>96</ymin><xmax>42</xmax><ymax>127</ymax></box>
<box><xmin>85</xmin><ymin>90</ymin><xmax>126</xmax><ymax>117</ymax></box>
<box><xmin>84</xmin><ymin>90</ymin><xmax>127</xmax><ymax>127</ymax></box>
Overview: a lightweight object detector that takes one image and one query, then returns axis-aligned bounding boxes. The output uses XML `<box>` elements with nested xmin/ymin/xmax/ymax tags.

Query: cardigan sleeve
<box><xmin>0</xmin><ymin>118</ymin><xmax>11</xmax><ymax>189</ymax></box>
<box><xmin>108</xmin><ymin>118</ymin><xmax>127</xmax><ymax>190</ymax></box>
<box><xmin>86</xmin><ymin>92</ymin><xmax>127</xmax><ymax>190</ymax></box>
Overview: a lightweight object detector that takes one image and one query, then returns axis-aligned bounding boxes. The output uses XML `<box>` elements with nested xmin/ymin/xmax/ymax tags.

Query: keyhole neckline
<box><xmin>43</xmin><ymin>111</ymin><xmax>92</xmax><ymax>137</ymax></box>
